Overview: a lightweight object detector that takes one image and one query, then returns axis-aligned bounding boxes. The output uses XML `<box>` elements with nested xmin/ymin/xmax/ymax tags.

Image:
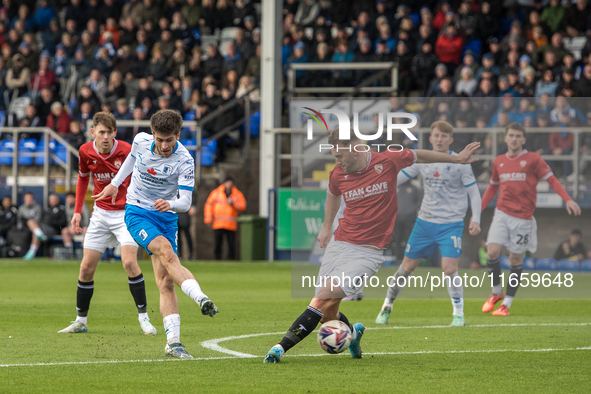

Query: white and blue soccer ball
<box><xmin>317</xmin><ymin>320</ymin><xmax>352</xmax><ymax>354</ymax></box>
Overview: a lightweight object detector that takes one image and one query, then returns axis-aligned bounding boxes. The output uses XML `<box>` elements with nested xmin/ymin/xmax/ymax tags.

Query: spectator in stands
<box><xmin>575</xmin><ymin>65</ymin><xmax>591</xmax><ymax>97</ymax></box>
<box><xmin>75</xmin><ymin>85</ymin><xmax>101</xmax><ymax>117</ymax></box>
<box><xmin>425</xmin><ymin>63</ymin><xmax>448</xmax><ymax>97</ymax></box>
<box><xmin>33</xmin><ymin>0</ymin><xmax>55</xmax><ymax>31</ymax></box>
<box><xmin>541</xmin><ymin>0</ymin><xmax>565</xmax><ymax>34</ymax></box>
<box><xmin>565</xmin><ymin>0</ymin><xmax>591</xmax><ymax>38</ymax></box>
<box><xmin>204</xmin><ymin>177</ymin><xmax>247</xmax><ymax>260</ymax></box>
<box><xmin>0</xmin><ymin>195</ymin><xmax>17</xmax><ymax>247</ymax></box>
<box><xmin>535</xmin><ymin>69</ymin><xmax>558</xmax><ymax>98</ymax></box>
<box><xmin>5</xmin><ymin>53</ymin><xmax>29</xmax><ymax>97</ymax></box>
<box><xmin>84</xmin><ymin>69</ymin><xmax>107</xmax><ymax>104</ymax></box>
<box><xmin>222</xmin><ymin>42</ymin><xmax>245</xmax><ymax>77</ymax></box>
<box><xmin>104</xmin><ymin>70</ymin><xmax>126</xmax><ymax>108</ymax></box>
<box><xmin>131</xmin><ymin>107</ymin><xmax>150</xmax><ymax>138</ymax></box>
<box><xmin>139</xmin><ymin>96</ymin><xmax>156</xmax><ymax>118</ymax></box>
<box><xmin>204</xmin><ymin>44</ymin><xmax>224</xmax><ymax>81</ymax></box>
<box><xmin>550</xmin><ymin>109</ymin><xmax>575</xmax><ymax>177</ymax></box>
<box><xmin>455</xmin><ymin>67</ymin><xmax>477</xmax><ymax>96</ymax></box>
<box><xmin>519</xmin><ymin>66</ymin><xmax>537</xmax><ymax>97</ymax></box>
<box><xmin>411</xmin><ymin>42</ymin><xmax>438</xmax><ymax>94</ymax></box>
<box><xmin>17</xmin><ymin>192</ymin><xmax>45</xmax><ymax>260</ymax></box>
<box><xmin>46</xmin><ymin>102</ymin><xmax>71</xmax><ymax>136</ymax></box>
<box><xmin>145</xmin><ymin>46</ymin><xmax>167</xmax><ymax>81</ymax></box>
<box><xmin>435</xmin><ymin>24</ymin><xmax>463</xmax><ymax>74</ymax></box>
<box><xmin>74</xmin><ymin>102</ymin><xmax>93</xmax><ymax>133</ymax></box>
<box><xmin>127</xmin><ymin>44</ymin><xmax>149</xmax><ymax>79</ymax></box>
<box><xmin>181</xmin><ymin>0</ymin><xmax>200</xmax><ymax>28</ymax></box>
<box><xmin>113</xmin><ymin>98</ymin><xmax>133</xmax><ymax>142</ymax></box>
<box><xmin>555</xmin><ymin>229</ymin><xmax>591</xmax><ymax>262</ymax></box>
<box><xmin>31</xmin><ymin>53</ymin><xmax>56</xmax><ymax>94</ymax></box>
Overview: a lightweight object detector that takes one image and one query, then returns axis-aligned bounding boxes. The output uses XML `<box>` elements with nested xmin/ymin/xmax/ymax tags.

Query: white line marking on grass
<box><xmin>0</xmin><ymin>356</ymin><xmax>239</xmax><ymax>368</ymax></box>
<box><xmin>201</xmin><ymin>332</ymin><xmax>284</xmax><ymax>358</ymax></box>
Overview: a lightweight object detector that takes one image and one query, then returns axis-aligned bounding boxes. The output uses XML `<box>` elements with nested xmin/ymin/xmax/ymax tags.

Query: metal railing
<box><xmin>287</xmin><ymin>62</ymin><xmax>398</xmax><ymax>94</ymax></box>
<box><xmin>266</xmin><ymin>127</ymin><xmax>591</xmax><ymax>199</ymax></box>
<box><xmin>0</xmin><ymin>127</ymin><xmax>79</xmax><ymax>208</ymax></box>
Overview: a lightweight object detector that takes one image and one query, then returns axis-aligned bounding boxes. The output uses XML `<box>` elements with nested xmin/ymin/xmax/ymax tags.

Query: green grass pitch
<box><xmin>1</xmin><ymin>259</ymin><xmax>590</xmax><ymax>393</ymax></box>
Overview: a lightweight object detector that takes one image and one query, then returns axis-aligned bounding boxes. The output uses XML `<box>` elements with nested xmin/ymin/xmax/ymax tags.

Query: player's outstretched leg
<box><xmin>58</xmin><ymin>250</ymin><xmax>102</xmax><ymax>333</ymax></box>
<box><xmin>376</xmin><ymin>264</ymin><xmax>412</xmax><ymax>324</ymax></box>
<box><xmin>121</xmin><ymin>246</ymin><xmax>157</xmax><ymax>335</ymax></box>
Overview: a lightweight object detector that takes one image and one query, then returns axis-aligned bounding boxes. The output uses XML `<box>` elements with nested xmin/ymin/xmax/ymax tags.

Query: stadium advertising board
<box><xmin>276</xmin><ymin>188</ymin><xmax>325</xmax><ymax>250</ymax></box>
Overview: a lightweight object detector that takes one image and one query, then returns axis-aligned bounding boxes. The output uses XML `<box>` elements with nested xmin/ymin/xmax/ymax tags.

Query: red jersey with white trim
<box><xmin>328</xmin><ymin>149</ymin><xmax>416</xmax><ymax>248</ymax></box>
<box><xmin>490</xmin><ymin>150</ymin><xmax>552</xmax><ymax>220</ymax></box>
<box><xmin>78</xmin><ymin>139</ymin><xmax>131</xmax><ymax>211</ymax></box>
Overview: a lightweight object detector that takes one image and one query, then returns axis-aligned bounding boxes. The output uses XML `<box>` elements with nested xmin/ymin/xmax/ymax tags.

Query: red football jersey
<box><xmin>490</xmin><ymin>150</ymin><xmax>553</xmax><ymax>220</ymax></box>
<box><xmin>78</xmin><ymin>139</ymin><xmax>132</xmax><ymax>211</ymax></box>
<box><xmin>329</xmin><ymin>149</ymin><xmax>416</xmax><ymax>248</ymax></box>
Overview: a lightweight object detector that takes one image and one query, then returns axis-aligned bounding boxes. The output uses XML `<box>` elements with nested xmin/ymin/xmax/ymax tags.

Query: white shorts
<box><xmin>84</xmin><ymin>206</ymin><xmax>138</xmax><ymax>253</ymax></box>
<box><xmin>487</xmin><ymin>209</ymin><xmax>538</xmax><ymax>254</ymax></box>
<box><xmin>316</xmin><ymin>237</ymin><xmax>384</xmax><ymax>297</ymax></box>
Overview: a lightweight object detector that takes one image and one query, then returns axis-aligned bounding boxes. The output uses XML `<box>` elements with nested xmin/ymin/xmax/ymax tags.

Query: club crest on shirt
<box><xmin>114</xmin><ymin>160</ymin><xmax>122</xmax><ymax>168</ymax></box>
<box><xmin>500</xmin><ymin>163</ymin><xmax>504</xmax><ymax>167</ymax></box>
<box><xmin>374</xmin><ymin>164</ymin><xmax>383</xmax><ymax>174</ymax></box>
<box><xmin>344</xmin><ymin>175</ymin><xmax>349</xmax><ymax>180</ymax></box>
<box><xmin>163</xmin><ymin>165</ymin><xmax>173</xmax><ymax>175</ymax></box>
<box><xmin>520</xmin><ymin>160</ymin><xmax>527</xmax><ymax>167</ymax></box>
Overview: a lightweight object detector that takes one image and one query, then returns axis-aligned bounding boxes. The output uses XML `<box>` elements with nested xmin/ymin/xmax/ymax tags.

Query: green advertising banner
<box><xmin>276</xmin><ymin>188</ymin><xmax>326</xmax><ymax>250</ymax></box>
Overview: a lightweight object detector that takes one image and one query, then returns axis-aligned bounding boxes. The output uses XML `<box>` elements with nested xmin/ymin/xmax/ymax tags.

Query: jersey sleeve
<box><xmin>461</xmin><ymin>164</ymin><xmax>477</xmax><ymax>187</ymax></box>
<box><xmin>328</xmin><ymin>168</ymin><xmax>341</xmax><ymax>196</ymax></box>
<box><xmin>386</xmin><ymin>149</ymin><xmax>417</xmax><ymax>172</ymax></box>
<box><xmin>399</xmin><ymin>163</ymin><xmax>420</xmax><ymax>181</ymax></box>
<box><xmin>178</xmin><ymin>156</ymin><xmax>195</xmax><ymax>192</ymax></box>
<box><xmin>78</xmin><ymin>146</ymin><xmax>90</xmax><ymax>176</ymax></box>
<box><xmin>535</xmin><ymin>154</ymin><xmax>553</xmax><ymax>181</ymax></box>
<box><xmin>490</xmin><ymin>158</ymin><xmax>500</xmax><ymax>185</ymax></box>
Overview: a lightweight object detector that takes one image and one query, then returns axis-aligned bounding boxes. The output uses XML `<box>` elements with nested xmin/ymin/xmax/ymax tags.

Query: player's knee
<box><xmin>121</xmin><ymin>258</ymin><xmax>138</xmax><ymax>273</ymax></box>
<box><xmin>79</xmin><ymin>261</ymin><xmax>95</xmax><ymax>281</ymax></box>
<box><xmin>157</xmin><ymin>275</ymin><xmax>174</xmax><ymax>293</ymax></box>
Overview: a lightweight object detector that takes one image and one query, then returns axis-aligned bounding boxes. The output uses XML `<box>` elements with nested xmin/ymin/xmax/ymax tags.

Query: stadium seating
<box><xmin>201</xmin><ymin>139</ymin><xmax>217</xmax><ymax>166</ymax></box>
<box><xmin>18</xmin><ymin>139</ymin><xmax>37</xmax><ymax>166</ymax></box>
<box><xmin>35</xmin><ymin>138</ymin><xmax>48</xmax><ymax>165</ymax></box>
<box><xmin>558</xmin><ymin>258</ymin><xmax>580</xmax><ymax>271</ymax></box>
<box><xmin>52</xmin><ymin>141</ymin><xmax>69</xmax><ymax>166</ymax></box>
<box><xmin>499</xmin><ymin>256</ymin><xmax>511</xmax><ymax>269</ymax></box>
<box><xmin>580</xmin><ymin>260</ymin><xmax>591</xmax><ymax>272</ymax></box>
<box><xmin>0</xmin><ymin>139</ymin><xmax>14</xmax><ymax>165</ymax></box>
<box><xmin>535</xmin><ymin>258</ymin><xmax>558</xmax><ymax>271</ymax></box>
<box><xmin>180</xmin><ymin>138</ymin><xmax>197</xmax><ymax>160</ymax></box>
<box><xmin>523</xmin><ymin>257</ymin><xmax>536</xmax><ymax>270</ymax></box>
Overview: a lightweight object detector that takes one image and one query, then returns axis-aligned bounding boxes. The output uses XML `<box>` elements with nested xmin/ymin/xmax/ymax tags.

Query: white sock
<box><xmin>33</xmin><ymin>227</ymin><xmax>44</xmax><ymax>237</ymax></box>
<box><xmin>492</xmin><ymin>284</ymin><xmax>503</xmax><ymax>296</ymax></box>
<box><xmin>163</xmin><ymin>314</ymin><xmax>181</xmax><ymax>344</ymax></box>
<box><xmin>502</xmin><ymin>296</ymin><xmax>514</xmax><ymax>308</ymax></box>
<box><xmin>138</xmin><ymin>312</ymin><xmax>149</xmax><ymax>321</ymax></box>
<box><xmin>446</xmin><ymin>272</ymin><xmax>464</xmax><ymax>317</ymax></box>
<box><xmin>76</xmin><ymin>316</ymin><xmax>87</xmax><ymax>325</ymax></box>
<box><xmin>382</xmin><ymin>298</ymin><xmax>394</xmax><ymax>310</ymax></box>
<box><xmin>181</xmin><ymin>279</ymin><xmax>206</xmax><ymax>304</ymax></box>
<box><xmin>27</xmin><ymin>244</ymin><xmax>39</xmax><ymax>255</ymax></box>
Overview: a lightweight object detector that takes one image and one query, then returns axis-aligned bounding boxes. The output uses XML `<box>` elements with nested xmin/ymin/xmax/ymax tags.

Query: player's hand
<box><xmin>154</xmin><ymin>199</ymin><xmax>170</xmax><ymax>213</ymax></box>
<box><xmin>455</xmin><ymin>142</ymin><xmax>480</xmax><ymax>164</ymax></box>
<box><xmin>92</xmin><ymin>184</ymin><xmax>118</xmax><ymax>204</ymax></box>
<box><xmin>565</xmin><ymin>200</ymin><xmax>581</xmax><ymax>216</ymax></box>
<box><xmin>468</xmin><ymin>221</ymin><xmax>481</xmax><ymax>236</ymax></box>
<box><xmin>317</xmin><ymin>227</ymin><xmax>331</xmax><ymax>248</ymax></box>
<box><xmin>71</xmin><ymin>213</ymin><xmax>83</xmax><ymax>234</ymax></box>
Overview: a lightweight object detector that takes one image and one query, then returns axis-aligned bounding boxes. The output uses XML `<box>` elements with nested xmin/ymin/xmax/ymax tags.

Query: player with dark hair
<box><xmin>58</xmin><ymin>112</ymin><xmax>157</xmax><ymax>336</ymax></box>
<box><xmin>94</xmin><ymin>109</ymin><xmax>219</xmax><ymax>358</ymax></box>
<box><xmin>481</xmin><ymin>122</ymin><xmax>581</xmax><ymax>316</ymax></box>
<box><xmin>263</xmin><ymin>126</ymin><xmax>481</xmax><ymax>363</ymax></box>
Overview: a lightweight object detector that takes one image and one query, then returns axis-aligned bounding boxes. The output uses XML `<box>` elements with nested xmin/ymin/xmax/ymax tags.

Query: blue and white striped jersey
<box><xmin>400</xmin><ymin>151</ymin><xmax>477</xmax><ymax>224</ymax></box>
<box><xmin>126</xmin><ymin>133</ymin><xmax>194</xmax><ymax>212</ymax></box>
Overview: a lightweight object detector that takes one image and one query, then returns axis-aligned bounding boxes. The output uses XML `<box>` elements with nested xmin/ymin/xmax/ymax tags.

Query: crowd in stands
<box><xmin>0</xmin><ymin>0</ymin><xmax>262</xmax><ymax>162</ymax></box>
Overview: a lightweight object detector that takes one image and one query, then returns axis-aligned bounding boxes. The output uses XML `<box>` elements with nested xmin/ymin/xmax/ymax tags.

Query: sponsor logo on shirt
<box><xmin>163</xmin><ymin>165</ymin><xmax>173</xmax><ymax>175</ymax></box>
<box><xmin>343</xmin><ymin>181</ymin><xmax>388</xmax><ymax>201</ymax></box>
<box><xmin>114</xmin><ymin>160</ymin><xmax>122</xmax><ymax>168</ymax></box>
<box><xmin>499</xmin><ymin>172</ymin><xmax>527</xmax><ymax>182</ymax></box>
<box><xmin>94</xmin><ymin>172</ymin><xmax>116</xmax><ymax>181</ymax></box>
<box><xmin>433</xmin><ymin>171</ymin><xmax>440</xmax><ymax>178</ymax></box>
<box><xmin>147</xmin><ymin>168</ymin><xmax>157</xmax><ymax>175</ymax></box>
<box><xmin>374</xmin><ymin>164</ymin><xmax>383</xmax><ymax>174</ymax></box>
<box><xmin>520</xmin><ymin>160</ymin><xmax>527</xmax><ymax>167</ymax></box>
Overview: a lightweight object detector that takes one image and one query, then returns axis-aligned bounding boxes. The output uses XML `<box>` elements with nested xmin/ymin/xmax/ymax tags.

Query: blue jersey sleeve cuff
<box><xmin>401</xmin><ymin>169</ymin><xmax>412</xmax><ymax>178</ymax></box>
<box><xmin>178</xmin><ymin>185</ymin><xmax>194</xmax><ymax>191</ymax></box>
<box><xmin>464</xmin><ymin>181</ymin><xmax>477</xmax><ymax>188</ymax></box>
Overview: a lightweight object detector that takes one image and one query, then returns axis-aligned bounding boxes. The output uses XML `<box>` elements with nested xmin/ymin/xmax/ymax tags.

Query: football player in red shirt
<box><xmin>480</xmin><ymin>122</ymin><xmax>581</xmax><ymax>316</ymax></box>
<box><xmin>58</xmin><ymin>112</ymin><xmax>157</xmax><ymax>336</ymax></box>
<box><xmin>263</xmin><ymin>127</ymin><xmax>480</xmax><ymax>363</ymax></box>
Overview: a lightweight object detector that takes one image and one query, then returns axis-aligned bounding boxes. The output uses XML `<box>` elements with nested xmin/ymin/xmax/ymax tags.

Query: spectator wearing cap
<box><xmin>5</xmin><ymin>53</ymin><xmax>29</xmax><ymax>97</ymax></box>
<box><xmin>453</xmin><ymin>50</ymin><xmax>477</xmax><ymax>82</ymax></box>
<box><xmin>475</xmin><ymin>2</ymin><xmax>499</xmax><ymax>43</ymax></box>
<box><xmin>486</xmin><ymin>36</ymin><xmax>503</xmax><ymax>64</ymax></box>
<box><xmin>475</xmin><ymin>53</ymin><xmax>500</xmax><ymax>80</ymax></box>
<box><xmin>233</xmin><ymin>0</ymin><xmax>256</xmax><ymax>28</ymax></box>
<box><xmin>540</xmin><ymin>0</ymin><xmax>565</xmax><ymax>34</ymax></box>
<box><xmin>128</xmin><ymin>44</ymin><xmax>149</xmax><ymax>78</ymax></box>
<box><xmin>518</xmin><ymin>54</ymin><xmax>532</xmax><ymax>82</ymax></box>
<box><xmin>535</xmin><ymin>68</ymin><xmax>558</xmax><ymax>98</ymax></box>
<box><xmin>565</xmin><ymin>0</ymin><xmax>591</xmax><ymax>38</ymax></box>
<box><xmin>287</xmin><ymin>41</ymin><xmax>311</xmax><ymax>84</ymax></box>
<box><xmin>46</xmin><ymin>102</ymin><xmax>71</xmax><ymax>137</ymax></box>
<box><xmin>519</xmin><ymin>66</ymin><xmax>537</xmax><ymax>97</ymax></box>
<box><xmin>32</xmin><ymin>0</ymin><xmax>55</xmax><ymax>30</ymax></box>
<box><xmin>425</xmin><ymin>63</ymin><xmax>448</xmax><ymax>97</ymax></box>
<box><xmin>31</xmin><ymin>53</ymin><xmax>56</xmax><ymax>93</ymax></box>
<box><xmin>412</xmin><ymin>42</ymin><xmax>440</xmax><ymax>94</ymax></box>
<box><xmin>434</xmin><ymin>24</ymin><xmax>463</xmax><ymax>74</ymax></box>
<box><xmin>18</xmin><ymin>41</ymin><xmax>37</xmax><ymax>72</ymax></box>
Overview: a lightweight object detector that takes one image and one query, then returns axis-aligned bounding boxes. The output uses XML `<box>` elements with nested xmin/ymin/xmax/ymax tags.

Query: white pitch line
<box><xmin>0</xmin><ymin>356</ymin><xmax>239</xmax><ymax>368</ymax></box>
<box><xmin>203</xmin><ymin>322</ymin><xmax>591</xmax><ymax>358</ymax></box>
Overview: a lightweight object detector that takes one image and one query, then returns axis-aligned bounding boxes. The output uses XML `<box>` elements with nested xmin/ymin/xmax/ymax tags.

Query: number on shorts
<box><xmin>405</xmin><ymin>243</ymin><xmax>411</xmax><ymax>253</ymax></box>
<box><xmin>516</xmin><ymin>234</ymin><xmax>529</xmax><ymax>245</ymax></box>
<box><xmin>451</xmin><ymin>235</ymin><xmax>462</xmax><ymax>249</ymax></box>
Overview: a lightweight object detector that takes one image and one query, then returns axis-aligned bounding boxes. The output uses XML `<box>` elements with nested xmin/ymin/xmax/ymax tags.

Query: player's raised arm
<box><xmin>415</xmin><ymin>142</ymin><xmax>480</xmax><ymax>164</ymax></box>
<box><xmin>317</xmin><ymin>191</ymin><xmax>341</xmax><ymax>248</ymax></box>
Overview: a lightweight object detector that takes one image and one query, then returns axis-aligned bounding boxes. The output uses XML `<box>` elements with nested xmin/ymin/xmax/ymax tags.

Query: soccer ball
<box><xmin>317</xmin><ymin>320</ymin><xmax>352</xmax><ymax>354</ymax></box>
